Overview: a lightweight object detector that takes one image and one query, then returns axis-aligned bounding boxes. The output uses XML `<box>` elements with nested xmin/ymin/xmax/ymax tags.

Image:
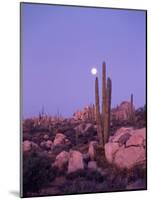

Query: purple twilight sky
<box><xmin>21</xmin><ymin>3</ymin><xmax>146</xmax><ymax>118</ymax></box>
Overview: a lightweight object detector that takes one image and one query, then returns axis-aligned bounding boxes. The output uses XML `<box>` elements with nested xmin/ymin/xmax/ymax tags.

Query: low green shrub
<box><xmin>23</xmin><ymin>150</ymin><xmax>57</xmax><ymax>197</ymax></box>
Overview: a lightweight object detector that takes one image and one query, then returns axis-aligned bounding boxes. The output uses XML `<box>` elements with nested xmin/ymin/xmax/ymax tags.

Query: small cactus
<box><xmin>130</xmin><ymin>93</ymin><xmax>135</xmax><ymax>122</ymax></box>
<box><xmin>86</xmin><ymin>104</ymin><xmax>95</xmax><ymax>122</ymax></box>
<box><xmin>131</xmin><ymin>94</ymin><xmax>133</xmax><ymax>113</ymax></box>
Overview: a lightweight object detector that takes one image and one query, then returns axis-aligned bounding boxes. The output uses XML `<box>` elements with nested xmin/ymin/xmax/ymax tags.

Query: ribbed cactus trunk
<box><xmin>92</xmin><ymin>104</ymin><xmax>95</xmax><ymax>122</ymax></box>
<box><xmin>95</xmin><ymin>77</ymin><xmax>103</xmax><ymax>147</ymax></box>
<box><xmin>94</xmin><ymin>62</ymin><xmax>112</xmax><ymax>147</ymax></box>
<box><xmin>104</xmin><ymin>78</ymin><xmax>112</xmax><ymax>143</ymax></box>
<box><xmin>131</xmin><ymin>94</ymin><xmax>133</xmax><ymax>113</ymax></box>
<box><xmin>90</xmin><ymin>104</ymin><xmax>95</xmax><ymax>123</ymax></box>
<box><xmin>87</xmin><ymin>106</ymin><xmax>90</xmax><ymax>121</ymax></box>
<box><xmin>130</xmin><ymin>93</ymin><xmax>135</xmax><ymax>122</ymax></box>
<box><xmin>86</xmin><ymin>104</ymin><xmax>94</xmax><ymax>122</ymax></box>
<box><xmin>101</xmin><ymin>62</ymin><xmax>112</xmax><ymax>144</ymax></box>
<box><xmin>107</xmin><ymin>78</ymin><xmax>112</xmax><ymax>132</ymax></box>
<box><xmin>102</xmin><ymin>62</ymin><xmax>106</xmax><ymax>135</ymax></box>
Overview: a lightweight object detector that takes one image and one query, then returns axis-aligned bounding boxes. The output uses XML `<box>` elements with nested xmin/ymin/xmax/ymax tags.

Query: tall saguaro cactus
<box><xmin>94</xmin><ymin>62</ymin><xmax>112</xmax><ymax>146</ymax></box>
<box><xmin>95</xmin><ymin>77</ymin><xmax>104</xmax><ymax>147</ymax></box>
<box><xmin>102</xmin><ymin>62</ymin><xmax>107</xmax><ymax>135</ymax></box>
<box><xmin>104</xmin><ymin>77</ymin><xmax>112</xmax><ymax>143</ymax></box>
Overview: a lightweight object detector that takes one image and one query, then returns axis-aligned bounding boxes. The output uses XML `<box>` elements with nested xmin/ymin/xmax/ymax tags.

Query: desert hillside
<box><xmin>22</xmin><ymin>103</ymin><xmax>146</xmax><ymax>197</ymax></box>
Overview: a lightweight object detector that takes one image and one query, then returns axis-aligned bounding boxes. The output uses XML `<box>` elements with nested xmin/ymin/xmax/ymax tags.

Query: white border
<box><xmin>0</xmin><ymin>0</ymin><xmax>150</xmax><ymax>199</ymax></box>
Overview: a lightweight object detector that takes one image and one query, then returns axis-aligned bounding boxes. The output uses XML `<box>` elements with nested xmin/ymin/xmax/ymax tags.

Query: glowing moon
<box><xmin>91</xmin><ymin>68</ymin><xmax>97</xmax><ymax>75</ymax></box>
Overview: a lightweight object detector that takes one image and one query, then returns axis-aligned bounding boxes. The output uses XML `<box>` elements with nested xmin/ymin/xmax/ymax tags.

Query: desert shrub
<box><xmin>56</xmin><ymin>125</ymin><xmax>70</xmax><ymax>133</ymax></box>
<box><xmin>23</xmin><ymin>119</ymin><xmax>34</xmax><ymax>130</ymax></box>
<box><xmin>52</xmin><ymin>144</ymin><xmax>71</xmax><ymax>155</ymax></box>
<box><xmin>76</xmin><ymin>130</ymin><xmax>97</xmax><ymax>146</ymax></box>
<box><xmin>134</xmin><ymin>106</ymin><xmax>146</xmax><ymax>128</ymax></box>
<box><xmin>77</xmin><ymin>134</ymin><xmax>88</xmax><ymax>144</ymax></box>
<box><xmin>23</xmin><ymin>150</ymin><xmax>57</xmax><ymax>197</ymax></box>
<box><xmin>65</xmin><ymin>167</ymin><xmax>143</xmax><ymax>193</ymax></box>
<box><xmin>64</xmin><ymin>129</ymin><xmax>76</xmax><ymax>145</ymax></box>
<box><xmin>53</xmin><ymin>123</ymin><xmax>73</xmax><ymax>135</ymax></box>
<box><xmin>128</xmin><ymin>164</ymin><xmax>146</xmax><ymax>183</ymax></box>
<box><xmin>97</xmin><ymin>165</ymin><xmax>146</xmax><ymax>192</ymax></box>
<box><xmin>85</xmin><ymin>131</ymin><xmax>97</xmax><ymax>141</ymax></box>
<box><xmin>66</xmin><ymin>169</ymin><xmax>87</xmax><ymax>180</ymax></box>
<box><xmin>30</xmin><ymin>132</ymin><xmax>45</xmax><ymax>145</ymax></box>
<box><xmin>66</xmin><ymin>169</ymin><xmax>104</xmax><ymax>183</ymax></box>
<box><xmin>23</xmin><ymin>133</ymin><xmax>32</xmax><ymax>141</ymax></box>
<box><xmin>105</xmin><ymin>168</ymin><xmax>128</xmax><ymax>191</ymax></box>
<box><xmin>85</xmin><ymin>170</ymin><xmax>104</xmax><ymax>182</ymax></box>
<box><xmin>60</xmin><ymin>178</ymin><xmax>99</xmax><ymax>194</ymax></box>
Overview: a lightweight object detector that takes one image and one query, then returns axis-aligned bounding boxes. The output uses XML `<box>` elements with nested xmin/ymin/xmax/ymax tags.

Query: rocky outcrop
<box><xmin>109</xmin><ymin>127</ymin><xmax>133</xmax><ymax>143</ymax></box>
<box><xmin>112</xmin><ymin>101</ymin><xmax>135</xmax><ymax>121</ymax></box>
<box><xmin>88</xmin><ymin>161</ymin><xmax>97</xmax><ymax>170</ymax></box>
<box><xmin>105</xmin><ymin>127</ymin><xmax>146</xmax><ymax>169</ymax></box>
<box><xmin>53</xmin><ymin>133</ymin><xmax>66</xmax><ymax>146</ymax></box>
<box><xmin>105</xmin><ymin>142</ymin><xmax>119</xmax><ymax>163</ymax></box>
<box><xmin>74</xmin><ymin>123</ymin><xmax>93</xmax><ymax>135</ymax></box>
<box><xmin>88</xmin><ymin>141</ymin><xmax>98</xmax><ymax>161</ymax></box>
<box><xmin>43</xmin><ymin>134</ymin><xmax>49</xmax><ymax>140</ymax></box>
<box><xmin>45</xmin><ymin>140</ymin><xmax>53</xmax><ymax>149</ymax></box>
<box><xmin>68</xmin><ymin>150</ymin><xmax>84</xmax><ymax>173</ymax></box>
<box><xmin>126</xmin><ymin>128</ymin><xmax>145</xmax><ymax>147</ymax></box>
<box><xmin>40</xmin><ymin>140</ymin><xmax>53</xmax><ymax>150</ymax></box>
<box><xmin>73</xmin><ymin>106</ymin><xmax>95</xmax><ymax>121</ymax></box>
<box><xmin>114</xmin><ymin>146</ymin><xmax>145</xmax><ymax>169</ymax></box>
<box><xmin>54</xmin><ymin>151</ymin><xmax>69</xmax><ymax>170</ymax></box>
<box><xmin>23</xmin><ymin>140</ymin><xmax>38</xmax><ymax>152</ymax></box>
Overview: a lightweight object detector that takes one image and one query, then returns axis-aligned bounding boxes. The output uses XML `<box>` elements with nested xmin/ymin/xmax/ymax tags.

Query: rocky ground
<box><xmin>22</xmin><ymin>106</ymin><xmax>146</xmax><ymax>197</ymax></box>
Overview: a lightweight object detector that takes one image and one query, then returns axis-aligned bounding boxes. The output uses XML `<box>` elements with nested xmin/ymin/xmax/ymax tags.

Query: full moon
<box><xmin>91</xmin><ymin>68</ymin><xmax>97</xmax><ymax>75</ymax></box>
